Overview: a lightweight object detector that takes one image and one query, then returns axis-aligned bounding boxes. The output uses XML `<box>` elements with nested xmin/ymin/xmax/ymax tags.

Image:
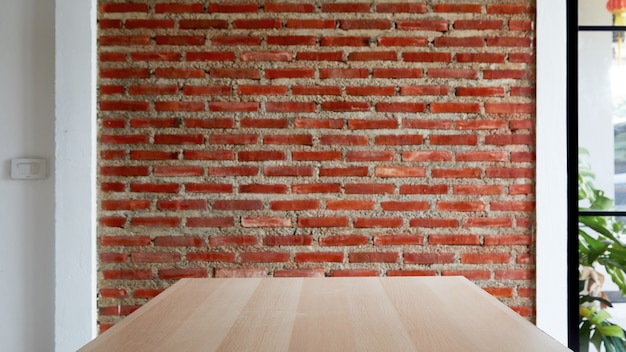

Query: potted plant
<box><xmin>578</xmin><ymin>148</ymin><xmax>626</xmax><ymax>351</ymax></box>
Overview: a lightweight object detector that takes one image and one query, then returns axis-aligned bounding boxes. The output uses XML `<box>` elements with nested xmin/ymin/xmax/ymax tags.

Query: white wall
<box><xmin>0</xmin><ymin>0</ymin><xmax>56</xmax><ymax>350</ymax></box>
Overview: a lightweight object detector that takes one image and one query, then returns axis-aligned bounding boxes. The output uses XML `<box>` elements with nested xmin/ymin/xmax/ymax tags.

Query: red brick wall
<box><xmin>97</xmin><ymin>0</ymin><xmax>536</xmax><ymax>331</ymax></box>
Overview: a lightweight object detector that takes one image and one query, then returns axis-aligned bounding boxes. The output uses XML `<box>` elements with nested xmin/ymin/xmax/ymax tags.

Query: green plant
<box><xmin>579</xmin><ymin>148</ymin><xmax>626</xmax><ymax>351</ymax></box>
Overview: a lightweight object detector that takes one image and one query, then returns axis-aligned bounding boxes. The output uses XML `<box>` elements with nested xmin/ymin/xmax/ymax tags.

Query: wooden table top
<box><xmin>79</xmin><ymin>277</ymin><xmax>570</xmax><ymax>351</ymax></box>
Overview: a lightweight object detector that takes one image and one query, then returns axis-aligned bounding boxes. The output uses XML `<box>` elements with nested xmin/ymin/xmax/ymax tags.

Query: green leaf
<box><xmin>598</xmin><ymin>325</ymin><xmax>626</xmax><ymax>339</ymax></box>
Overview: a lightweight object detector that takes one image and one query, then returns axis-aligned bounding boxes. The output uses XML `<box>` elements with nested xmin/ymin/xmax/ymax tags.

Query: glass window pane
<box><xmin>579</xmin><ymin>0</ymin><xmax>616</xmax><ymax>26</ymax></box>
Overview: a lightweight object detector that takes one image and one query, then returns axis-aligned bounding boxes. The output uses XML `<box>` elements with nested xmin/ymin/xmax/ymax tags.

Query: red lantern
<box><xmin>607</xmin><ymin>0</ymin><xmax>626</xmax><ymax>25</ymax></box>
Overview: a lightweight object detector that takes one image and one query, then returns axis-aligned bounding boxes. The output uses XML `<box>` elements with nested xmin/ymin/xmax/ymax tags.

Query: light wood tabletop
<box><xmin>79</xmin><ymin>277</ymin><xmax>570</xmax><ymax>351</ymax></box>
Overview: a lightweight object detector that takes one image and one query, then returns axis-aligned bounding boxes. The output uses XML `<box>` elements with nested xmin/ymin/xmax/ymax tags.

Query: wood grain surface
<box><xmin>79</xmin><ymin>277</ymin><xmax>570</xmax><ymax>351</ymax></box>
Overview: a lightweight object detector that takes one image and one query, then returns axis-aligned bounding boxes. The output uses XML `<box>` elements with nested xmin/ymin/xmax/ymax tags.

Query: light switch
<box><xmin>10</xmin><ymin>158</ymin><xmax>47</xmax><ymax>180</ymax></box>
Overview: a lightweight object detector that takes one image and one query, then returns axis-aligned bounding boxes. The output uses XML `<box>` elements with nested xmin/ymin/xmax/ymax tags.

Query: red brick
<box><xmin>158</xmin><ymin>268</ymin><xmax>208</xmax><ymax>279</ymax></box>
<box><xmin>131</xmin><ymin>217</ymin><xmax>180</xmax><ymax>227</ymax></box>
<box><xmin>100</xmin><ymin>36</ymin><xmax>152</xmax><ymax>46</ymax></box>
<box><xmin>510</xmin><ymin>119</ymin><xmax>534</xmax><ymax>130</ymax></box>
<box><xmin>154</xmin><ymin>101</ymin><xmax>205</xmax><ymax>112</ymax></box>
<box><xmin>296</xmin><ymin>51</ymin><xmax>344</xmax><ymax>61</ymax></box>
<box><xmin>401</xmin><ymin>85</ymin><xmax>450</xmax><ymax>96</ymax></box>
<box><xmin>241</xmin><ymin>252</ymin><xmax>290</xmax><ymax>263</ymax></box>
<box><xmin>238</xmin><ymin>150</ymin><xmax>286</xmax><ymax>161</ymax></box>
<box><xmin>456</xmin><ymin>87</ymin><xmax>505</xmax><ymax>97</ymax></box>
<box><xmin>155</xmin><ymin>3</ymin><xmax>203</xmax><ymax>13</ymax></box>
<box><xmin>295</xmin><ymin>252</ymin><xmax>344</xmax><ymax>262</ymax></box>
<box><xmin>434</xmin><ymin>37</ymin><xmax>484</xmax><ymax>47</ymax></box>
<box><xmin>376</xmin><ymin>102</ymin><xmax>427</xmax><ymax>113</ymax></box>
<box><xmin>432</xmin><ymin>168</ymin><xmax>481</xmax><ymax>178</ymax></box>
<box><xmin>454</xmin><ymin>185</ymin><xmax>503</xmax><ymax>195</ymax></box>
<box><xmin>154</xmin><ymin>134</ymin><xmax>204</xmax><ymax>145</ymax></box>
<box><xmin>292</xmin><ymin>86</ymin><xmax>342</xmax><ymax>96</ymax></box>
<box><xmin>486</xmin><ymin>4</ymin><xmax>534</xmax><ymax>14</ymax></box>
<box><xmin>320</xmin><ymin>135</ymin><xmax>369</xmax><ymax>145</ymax></box>
<box><xmin>186</xmin><ymin>217</ymin><xmax>234</xmax><ymax>228</ymax></box>
<box><xmin>348</xmin><ymin>51</ymin><xmax>397</xmax><ymax>61</ymax></box>
<box><xmin>388</xmin><ymin>270</ymin><xmax>436</xmax><ymax>277</ymax></box>
<box><xmin>154</xmin><ymin>166</ymin><xmax>203</xmax><ymax>177</ymax></box>
<box><xmin>429</xmin><ymin>235</ymin><xmax>480</xmax><ymax>245</ymax></box>
<box><xmin>375</xmin><ymin>135</ymin><xmax>424</xmax><ymax>146</ymax></box>
<box><xmin>265</xmin><ymin>68</ymin><xmax>315</xmax><ymax>79</ymax></box>
<box><xmin>511</xmin><ymin>52</ymin><xmax>534</xmax><ymax>62</ymax></box>
<box><xmin>463</xmin><ymin>217</ymin><xmax>513</xmax><ymax>227</ymax></box>
<box><xmin>186</xmin><ymin>51</ymin><xmax>235</xmax><ymax>61</ymax></box>
<box><xmin>490</xmin><ymin>201</ymin><xmax>535</xmax><ymax>211</ymax></box>
<box><xmin>270</xmin><ymin>200</ymin><xmax>319</xmax><ymax>211</ymax></box>
<box><xmin>208</xmin><ymin>166</ymin><xmax>258</xmax><ymax>177</ymax></box>
<box><xmin>264</xmin><ymin>166</ymin><xmax>313</xmax><ymax>177</ymax></box>
<box><xmin>320</xmin><ymin>235</ymin><xmax>369</xmax><ymax>246</ymax></box>
<box><xmin>209</xmin><ymin>236</ymin><xmax>258</xmax><ymax>246</ymax></box>
<box><xmin>509</xmin><ymin>184</ymin><xmax>533</xmax><ymax>195</ymax></box>
<box><xmin>209</xmin><ymin>134</ymin><xmax>258</xmax><ymax>144</ymax></box>
<box><xmin>101</xmin><ymin>236</ymin><xmax>151</xmax><ymax>246</ymax></box>
<box><xmin>241</xmin><ymin>217</ymin><xmax>292</xmax><ymax>227</ymax></box>
<box><xmin>484</xmin><ymin>287</ymin><xmax>514</xmax><ymax>298</ymax></box>
<box><xmin>101</xmin><ymin>134</ymin><xmax>148</xmax><ymax>144</ymax></box>
<box><xmin>434</xmin><ymin>4</ymin><xmax>481</xmax><ymax>12</ymax></box>
<box><xmin>378</xmin><ymin>37</ymin><xmax>428</xmax><ymax>47</ymax></box>
<box><xmin>126</xmin><ymin>19</ymin><xmax>175</xmax><ymax>29</ymax></box>
<box><xmin>185</xmin><ymin>183</ymin><xmax>233</xmax><ymax>193</ymax></box>
<box><xmin>100</xmin><ymin>85</ymin><xmax>125</xmax><ymax>95</ymax></box>
<box><xmin>102</xmin><ymin>183</ymin><xmax>125</xmax><ymax>192</ymax></box>
<box><xmin>267</xmin><ymin>35</ymin><xmax>317</xmax><ymax>46</ymax></box>
<box><xmin>375</xmin><ymin>167</ymin><xmax>426</xmax><ymax>178</ymax></box>
<box><xmin>330</xmin><ymin>270</ymin><xmax>379</xmax><ymax>277</ymax></box>
<box><xmin>456</xmin><ymin>151</ymin><xmax>506</xmax><ymax>162</ymax></box>
<box><xmin>208</xmin><ymin>3</ymin><xmax>258</xmax><ymax>13</ymax></box>
<box><xmin>102</xmin><ymin>199</ymin><xmax>151</xmax><ymax>211</ymax></box>
<box><xmin>349</xmin><ymin>252</ymin><xmax>398</xmax><ymax>263</ymax></box>
<box><xmin>454</xmin><ymin>20</ymin><xmax>503</xmax><ymax>30</ymax></box>
<box><xmin>511</xmin><ymin>87</ymin><xmax>535</xmax><ymax>97</ymax></box>
<box><xmin>373</xmin><ymin>68</ymin><xmax>423</xmax><ymax>78</ymax></box>
<box><xmin>321</xmin><ymin>101</ymin><xmax>370</xmax><ymax>112</ymax></box>
<box><xmin>509</xmin><ymin>20</ymin><xmax>533</xmax><ymax>31</ymax></box>
<box><xmin>442</xmin><ymin>270</ymin><xmax>491</xmax><ymax>280</ymax></box>
<box><xmin>355</xmin><ymin>218</ymin><xmax>403</xmax><ymax>228</ymax></box>
<box><xmin>292</xmin><ymin>151</ymin><xmax>341</xmax><ymax>161</ymax></box>
<box><xmin>155</xmin><ymin>36</ymin><xmax>205</xmax><ymax>46</ymax></box>
<box><xmin>428</xmin><ymin>68</ymin><xmax>477</xmax><ymax>79</ymax></box>
<box><xmin>213</xmin><ymin>200</ymin><xmax>264</xmax><ymax>211</ymax></box>
<box><xmin>373</xmin><ymin>235</ymin><xmax>424</xmax><ymax>246</ymax></box>
<box><xmin>327</xmin><ymin>200</ymin><xmax>375</xmax><ymax>210</ymax></box>
<box><xmin>211</xmin><ymin>36</ymin><xmax>261</xmax><ymax>46</ymax></box>
<box><xmin>184</xmin><ymin>150</ymin><xmax>234</xmax><ymax>161</ymax></box>
<box><xmin>403</xmin><ymin>119</ymin><xmax>452</xmax><ymax>129</ymax></box>
<box><xmin>457</xmin><ymin>53</ymin><xmax>505</xmax><ymax>63</ymax></box>
<box><xmin>321</xmin><ymin>3</ymin><xmax>370</xmax><ymax>12</ymax></box>
<box><xmin>409</xmin><ymin>218</ymin><xmax>458</xmax><ymax>228</ymax></box>
<box><xmin>483</xmin><ymin>70</ymin><xmax>525</xmax><ymax>79</ymax></box>
<box><xmin>345</xmin><ymin>183</ymin><xmax>394</xmax><ymax>194</ymax></box>
<box><xmin>346</xmin><ymin>151</ymin><xmax>394</xmax><ymax>162</ymax></box>
<box><xmin>99</xmin><ymin>19</ymin><xmax>122</xmax><ymax>29</ymax></box>
<box><xmin>101</xmin><ymin>166</ymin><xmax>149</xmax><ymax>177</ymax></box>
<box><xmin>349</xmin><ymin>119</ymin><xmax>398</xmax><ymax>129</ymax></box>
<box><xmin>130</xmin><ymin>183</ymin><xmax>180</xmax><ymax>193</ymax></box>
<box><xmin>100</xmin><ymin>288</ymin><xmax>127</xmax><ymax>298</ymax></box>
<box><xmin>347</xmin><ymin>86</ymin><xmax>396</xmax><ymax>96</ymax></box>
<box><xmin>155</xmin><ymin>67</ymin><xmax>205</xmax><ymax>78</ymax></box>
<box><xmin>319</xmin><ymin>68</ymin><xmax>368</xmax><ymax>79</ymax></box>
<box><xmin>319</xmin><ymin>167</ymin><xmax>369</xmax><ymax>177</ymax></box>
<box><xmin>274</xmin><ymin>270</ymin><xmax>326</xmax><ymax>278</ymax></box>
<box><xmin>100</xmin><ymin>68</ymin><xmax>149</xmax><ymax>79</ymax></box>
<box><xmin>179</xmin><ymin>19</ymin><xmax>229</xmax><ymax>29</ymax></box>
<box><xmin>485</xmin><ymin>103</ymin><xmax>534</xmax><ymax>114</ymax></box>
<box><xmin>484</xmin><ymin>235</ymin><xmax>533</xmax><ymax>246</ymax></box>
<box><xmin>486</xmin><ymin>168</ymin><xmax>533</xmax><ymax>178</ymax></box>
<box><xmin>130</xmin><ymin>52</ymin><xmax>181</xmax><ymax>62</ymax></box>
<box><xmin>405</xmin><ymin>253</ymin><xmax>455</xmax><ymax>264</ymax></box>
<box><xmin>265</xmin><ymin>3</ymin><xmax>315</xmax><ymax>12</ymax></box>
<box><xmin>487</xmin><ymin>37</ymin><xmax>532</xmax><ymax>47</ymax></box>
<box><xmin>286</xmin><ymin>19</ymin><xmax>336</xmax><ymax>29</ymax></box>
<box><xmin>430</xmin><ymin>135</ymin><xmax>478</xmax><ymax>145</ymax></box>
<box><xmin>298</xmin><ymin>217</ymin><xmax>349</xmax><ymax>228</ymax></box>
<box><xmin>209</xmin><ymin>102</ymin><xmax>258</xmax><ymax>112</ymax></box>
<box><xmin>381</xmin><ymin>201</ymin><xmax>429</xmax><ymax>211</ymax></box>
<box><xmin>321</xmin><ymin>36</ymin><xmax>370</xmax><ymax>47</ymax></box>
<box><xmin>461</xmin><ymin>253</ymin><xmax>510</xmax><ymax>264</ymax></box>
<box><xmin>264</xmin><ymin>235</ymin><xmax>313</xmax><ymax>246</ymax></box>
<box><xmin>184</xmin><ymin>118</ymin><xmax>234</xmax><ymax>129</ymax></box>
<box><xmin>397</xmin><ymin>20</ymin><xmax>448</xmax><ymax>31</ymax></box>
<box><xmin>456</xmin><ymin>120</ymin><xmax>507</xmax><ymax>130</ymax></box>
<box><xmin>101</xmin><ymin>253</ymin><xmax>127</xmax><ymax>263</ymax></box>
<box><xmin>239</xmin><ymin>183</ymin><xmax>287</xmax><ymax>194</ymax></box>
<box><xmin>430</xmin><ymin>103</ymin><xmax>480</xmax><ymax>113</ymax></box>
<box><xmin>210</xmin><ymin>68</ymin><xmax>260</xmax><ymax>79</ymax></box>
<box><xmin>403</xmin><ymin>52</ymin><xmax>452</xmax><ymax>63</ymax></box>
<box><xmin>495</xmin><ymin>270</ymin><xmax>534</xmax><ymax>280</ymax></box>
<box><xmin>240</xmin><ymin>51</ymin><xmax>292</xmax><ymax>62</ymax></box>
<box><xmin>233</xmin><ymin>19</ymin><xmax>281</xmax><ymax>29</ymax></box>
<box><xmin>99</xmin><ymin>101</ymin><xmax>149</xmax><ymax>111</ymax></box>
<box><xmin>214</xmin><ymin>269</ymin><xmax>268</xmax><ymax>278</ymax></box>
<box><xmin>241</xmin><ymin>118</ymin><xmax>288</xmax><ymax>128</ymax></box>
<box><xmin>133</xmin><ymin>288</ymin><xmax>166</xmax><ymax>299</ymax></box>
<box><xmin>340</xmin><ymin>19</ymin><xmax>391</xmax><ymax>30</ymax></box>
<box><xmin>103</xmin><ymin>270</ymin><xmax>153</xmax><ymax>280</ymax></box>
<box><xmin>265</xmin><ymin>102</ymin><xmax>315</xmax><ymax>113</ymax></box>
<box><xmin>154</xmin><ymin>236</ymin><xmax>204</xmax><ymax>247</ymax></box>
<box><xmin>376</xmin><ymin>3</ymin><xmax>427</xmax><ymax>13</ymax></box>
<box><xmin>402</xmin><ymin>151</ymin><xmax>452</xmax><ymax>162</ymax></box>
<box><xmin>131</xmin><ymin>252</ymin><xmax>181</xmax><ymax>263</ymax></box>
<box><xmin>101</xmin><ymin>2</ymin><xmax>150</xmax><ymax>12</ymax></box>
<box><xmin>437</xmin><ymin>201</ymin><xmax>485</xmax><ymax>212</ymax></box>
<box><xmin>129</xmin><ymin>84</ymin><xmax>179</xmax><ymax>95</ymax></box>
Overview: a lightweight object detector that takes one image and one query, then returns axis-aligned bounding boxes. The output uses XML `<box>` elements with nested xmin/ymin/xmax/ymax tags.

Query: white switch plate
<box><xmin>11</xmin><ymin>158</ymin><xmax>47</xmax><ymax>180</ymax></box>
